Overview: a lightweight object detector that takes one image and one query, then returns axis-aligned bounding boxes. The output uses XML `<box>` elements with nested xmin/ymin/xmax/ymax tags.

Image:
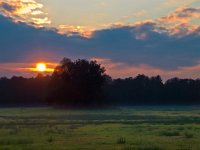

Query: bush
<box><xmin>160</xmin><ymin>130</ymin><xmax>180</xmax><ymax>136</ymax></box>
<box><xmin>47</xmin><ymin>136</ymin><xmax>54</xmax><ymax>143</ymax></box>
<box><xmin>122</xmin><ymin>146</ymin><xmax>134</xmax><ymax>150</ymax></box>
<box><xmin>0</xmin><ymin>138</ymin><xmax>33</xmax><ymax>145</ymax></box>
<box><xmin>117</xmin><ymin>137</ymin><xmax>126</xmax><ymax>144</ymax></box>
<box><xmin>137</xmin><ymin>147</ymin><xmax>162</xmax><ymax>150</ymax></box>
<box><xmin>184</xmin><ymin>132</ymin><xmax>194</xmax><ymax>139</ymax></box>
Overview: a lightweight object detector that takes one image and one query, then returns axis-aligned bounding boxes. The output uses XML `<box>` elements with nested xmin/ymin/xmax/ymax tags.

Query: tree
<box><xmin>47</xmin><ymin>58</ymin><xmax>108</xmax><ymax>107</ymax></box>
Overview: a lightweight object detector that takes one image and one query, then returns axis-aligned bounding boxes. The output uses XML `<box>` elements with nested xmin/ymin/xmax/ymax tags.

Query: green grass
<box><xmin>0</xmin><ymin>106</ymin><xmax>200</xmax><ymax>150</ymax></box>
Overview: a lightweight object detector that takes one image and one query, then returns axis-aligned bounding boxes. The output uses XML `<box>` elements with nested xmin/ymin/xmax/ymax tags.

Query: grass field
<box><xmin>0</xmin><ymin>107</ymin><xmax>200</xmax><ymax>150</ymax></box>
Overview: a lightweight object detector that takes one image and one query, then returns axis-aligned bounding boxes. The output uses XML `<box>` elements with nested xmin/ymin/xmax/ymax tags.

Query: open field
<box><xmin>0</xmin><ymin>107</ymin><xmax>200</xmax><ymax>150</ymax></box>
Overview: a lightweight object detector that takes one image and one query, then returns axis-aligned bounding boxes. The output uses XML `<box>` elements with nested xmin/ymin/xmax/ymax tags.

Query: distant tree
<box><xmin>105</xmin><ymin>74</ymin><xmax>164</xmax><ymax>105</ymax></box>
<box><xmin>47</xmin><ymin>58</ymin><xmax>108</xmax><ymax>107</ymax></box>
<box><xmin>1</xmin><ymin>58</ymin><xmax>200</xmax><ymax>107</ymax></box>
<box><xmin>164</xmin><ymin>78</ymin><xmax>200</xmax><ymax>104</ymax></box>
<box><xmin>0</xmin><ymin>75</ymin><xmax>50</xmax><ymax>106</ymax></box>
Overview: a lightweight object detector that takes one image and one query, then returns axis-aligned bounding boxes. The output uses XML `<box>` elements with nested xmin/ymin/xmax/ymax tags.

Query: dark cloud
<box><xmin>0</xmin><ymin>2</ymin><xmax>16</xmax><ymax>12</ymax></box>
<box><xmin>0</xmin><ymin>15</ymin><xmax>85</xmax><ymax>62</ymax></box>
<box><xmin>0</xmin><ymin>14</ymin><xmax>200</xmax><ymax>70</ymax></box>
<box><xmin>176</xmin><ymin>7</ymin><xmax>200</xmax><ymax>18</ymax></box>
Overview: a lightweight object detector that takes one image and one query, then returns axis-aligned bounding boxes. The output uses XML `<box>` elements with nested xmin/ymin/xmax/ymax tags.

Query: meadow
<box><xmin>0</xmin><ymin>107</ymin><xmax>200</xmax><ymax>150</ymax></box>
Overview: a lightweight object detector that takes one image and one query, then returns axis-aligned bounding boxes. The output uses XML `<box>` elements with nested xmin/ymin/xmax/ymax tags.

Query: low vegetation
<box><xmin>160</xmin><ymin>130</ymin><xmax>180</xmax><ymax>137</ymax></box>
<box><xmin>0</xmin><ymin>107</ymin><xmax>199</xmax><ymax>150</ymax></box>
<box><xmin>117</xmin><ymin>137</ymin><xmax>126</xmax><ymax>144</ymax></box>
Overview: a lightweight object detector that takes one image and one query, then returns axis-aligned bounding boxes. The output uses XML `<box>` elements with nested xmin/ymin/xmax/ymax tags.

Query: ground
<box><xmin>0</xmin><ymin>106</ymin><xmax>200</xmax><ymax>150</ymax></box>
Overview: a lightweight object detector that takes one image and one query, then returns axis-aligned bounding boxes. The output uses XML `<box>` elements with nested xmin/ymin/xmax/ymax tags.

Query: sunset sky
<box><xmin>1</xmin><ymin>0</ymin><xmax>200</xmax><ymax>79</ymax></box>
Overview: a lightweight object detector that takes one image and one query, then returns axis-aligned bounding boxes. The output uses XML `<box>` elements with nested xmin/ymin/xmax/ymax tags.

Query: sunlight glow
<box><xmin>36</xmin><ymin>63</ymin><xmax>47</xmax><ymax>72</ymax></box>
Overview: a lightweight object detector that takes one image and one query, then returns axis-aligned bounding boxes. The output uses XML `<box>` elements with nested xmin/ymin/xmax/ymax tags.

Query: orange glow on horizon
<box><xmin>27</xmin><ymin>62</ymin><xmax>55</xmax><ymax>72</ymax></box>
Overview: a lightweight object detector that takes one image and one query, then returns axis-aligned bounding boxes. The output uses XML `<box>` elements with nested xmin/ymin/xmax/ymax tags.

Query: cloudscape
<box><xmin>1</xmin><ymin>0</ymin><xmax>200</xmax><ymax>79</ymax></box>
<box><xmin>2</xmin><ymin>2</ymin><xmax>200</xmax><ymax>150</ymax></box>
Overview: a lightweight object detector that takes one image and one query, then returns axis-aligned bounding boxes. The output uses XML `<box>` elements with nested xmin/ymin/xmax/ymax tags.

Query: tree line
<box><xmin>0</xmin><ymin>58</ymin><xmax>200</xmax><ymax>107</ymax></box>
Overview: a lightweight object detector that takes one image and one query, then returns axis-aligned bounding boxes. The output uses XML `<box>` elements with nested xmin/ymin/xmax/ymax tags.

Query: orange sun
<box><xmin>36</xmin><ymin>63</ymin><xmax>47</xmax><ymax>72</ymax></box>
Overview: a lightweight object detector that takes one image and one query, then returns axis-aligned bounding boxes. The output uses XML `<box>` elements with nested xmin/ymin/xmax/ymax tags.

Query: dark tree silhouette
<box><xmin>0</xmin><ymin>75</ymin><xmax>50</xmax><ymax>106</ymax></box>
<box><xmin>0</xmin><ymin>58</ymin><xmax>200</xmax><ymax>107</ymax></box>
<box><xmin>105</xmin><ymin>75</ymin><xmax>164</xmax><ymax>105</ymax></box>
<box><xmin>47</xmin><ymin>58</ymin><xmax>108</xmax><ymax>107</ymax></box>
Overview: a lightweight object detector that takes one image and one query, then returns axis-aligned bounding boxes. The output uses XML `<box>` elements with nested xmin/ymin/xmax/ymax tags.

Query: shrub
<box><xmin>160</xmin><ymin>130</ymin><xmax>180</xmax><ymax>136</ymax></box>
<box><xmin>47</xmin><ymin>136</ymin><xmax>54</xmax><ymax>143</ymax></box>
<box><xmin>184</xmin><ymin>132</ymin><xmax>194</xmax><ymax>139</ymax></box>
<box><xmin>117</xmin><ymin>137</ymin><xmax>126</xmax><ymax>144</ymax></box>
<box><xmin>0</xmin><ymin>138</ymin><xmax>33</xmax><ymax>145</ymax></box>
<box><xmin>122</xmin><ymin>146</ymin><xmax>134</xmax><ymax>150</ymax></box>
<box><xmin>137</xmin><ymin>147</ymin><xmax>162</xmax><ymax>150</ymax></box>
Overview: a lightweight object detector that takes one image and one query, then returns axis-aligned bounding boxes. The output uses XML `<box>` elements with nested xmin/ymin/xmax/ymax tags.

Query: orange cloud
<box><xmin>1</xmin><ymin>59</ymin><xmax>200</xmax><ymax>80</ymax></box>
<box><xmin>0</xmin><ymin>62</ymin><xmax>57</xmax><ymax>78</ymax></box>
<box><xmin>58</xmin><ymin>25</ymin><xmax>94</xmax><ymax>38</ymax></box>
<box><xmin>158</xmin><ymin>7</ymin><xmax>200</xmax><ymax>24</ymax></box>
<box><xmin>156</xmin><ymin>7</ymin><xmax>200</xmax><ymax>36</ymax></box>
<box><xmin>125</xmin><ymin>7</ymin><xmax>200</xmax><ymax>37</ymax></box>
<box><xmin>56</xmin><ymin>6</ymin><xmax>200</xmax><ymax>39</ymax></box>
<box><xmin>92</xmin><ymin>58</ymin><xmax>200</xmax><ymax>81</ymax></box>
<box><xmin>0</xmin><ymin>0</ymin><xmax>51</xmax><ymax>26</ymax></box>
<box><xmin>31</xmin><ymin>17</ymin><xmax>51</xmax><ymax>25</ymax></box>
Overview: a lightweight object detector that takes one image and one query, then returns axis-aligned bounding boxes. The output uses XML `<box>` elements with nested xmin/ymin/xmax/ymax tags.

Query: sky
<box><xmin>0</xmin><ymin>0</ymin><xmax>200</xmax><ymax>80</ymax></box>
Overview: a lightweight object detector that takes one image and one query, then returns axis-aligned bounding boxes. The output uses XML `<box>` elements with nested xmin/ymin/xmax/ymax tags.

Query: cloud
<box><xmin>93</xmin><ymin>58</ymin><xmax>200</xmax><ymax>80</ymax></box>
<box><xmin>158</xmin><ymin>7</ymin><xmax>200</xmax><ymax>24</ymax></box>
<box><xmin>0</xmin><ymin>0</ymin><xmax>51</xmax><ymax>26</ymax></box>
<box><xmin>0</xmin><ymin>2</ymin><xmax>16</xmax><ymax>12</ymax></box>
<box><xmin>1</xmin><ymin>6</ymin><xmax>200</xmax><ymax>78</ymax></box>
<box><xmin>157</xmin><ymin>7</ymin><xmax>200</xmax><ymax>36</ymax></box>
<box><xmin>0</xmin><ymin>62</ymin><xmax>56</xmax><ymax>77</ymax></box>
<box><xmin>58</xmin><ymin>25</ymin><xmax>94</xmax><ymax>38</ymax></box>
<box><xmin>31</xmin><ymin>17</ymin><xmax>51</xmax><ymax>25</ymax></box>
<box><xmin>132</xmin><ymin>10</ymin><xmax>147</xmax><ymax>18</ymax></box>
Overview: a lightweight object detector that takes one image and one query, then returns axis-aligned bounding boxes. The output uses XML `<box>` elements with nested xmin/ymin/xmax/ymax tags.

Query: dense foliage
<box><xmin>0</xmin><ymin>74</ymin><xmax>50</xmax><ymax>106</ymax></box>
<box><xmin>0</xmin><ymin>58</ymin><xmax>200</xmax><ymax>107</ymax></box>
<box><xmin>105</xmin><ymin>76</ymin><xmax>200</xmax><ymax>105</ymax></box>
<box><xmin>47</xmin><ymin>58</ymin><xmax>108</xmax><ymax>107</ymax></box>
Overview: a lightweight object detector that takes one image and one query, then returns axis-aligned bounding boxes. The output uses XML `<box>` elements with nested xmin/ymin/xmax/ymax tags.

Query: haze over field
<box><xmin>1</xmin><ymin>0</ymin><xmax>200</xmax><ymax>79</ymax></box>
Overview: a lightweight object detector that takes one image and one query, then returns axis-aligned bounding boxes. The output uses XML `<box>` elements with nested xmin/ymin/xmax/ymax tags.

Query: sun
<box><xmin>36</xmin><ymin>63</ymin><xmax>47</xmax><ymax>72</ymax></box>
